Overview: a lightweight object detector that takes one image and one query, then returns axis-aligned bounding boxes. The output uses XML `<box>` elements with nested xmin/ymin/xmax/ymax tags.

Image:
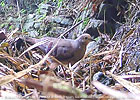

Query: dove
<box><xmin>24</xmin><ymin>33</ymin><xmax>93</xmax><ymax>69</ymax></box>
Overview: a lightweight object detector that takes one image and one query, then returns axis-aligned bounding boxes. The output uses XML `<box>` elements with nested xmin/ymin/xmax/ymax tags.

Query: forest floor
<box><xmin>0</xmin><ymin>0</ymin><xmax>140</xmax><ymax>100</ymax></box>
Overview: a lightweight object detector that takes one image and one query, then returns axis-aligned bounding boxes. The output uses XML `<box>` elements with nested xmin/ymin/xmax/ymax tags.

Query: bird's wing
<box><xmin>51</xmin><ymin>40</ymin><xmax>75</xmax><ymax>61</ymax></box>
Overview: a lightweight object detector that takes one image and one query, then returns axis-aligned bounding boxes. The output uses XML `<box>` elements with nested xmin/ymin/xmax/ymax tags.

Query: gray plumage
<box><xmin>24</xmin><ymin>34</ymin><xmax>92</xmax><ymax>69</ymax></box>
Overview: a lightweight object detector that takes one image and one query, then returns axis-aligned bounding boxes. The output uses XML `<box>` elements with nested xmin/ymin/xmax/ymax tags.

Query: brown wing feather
<box><xmin>51</xmin><ymin>40</ymin><xmax>75</xmax><ymax>61</ymax></box>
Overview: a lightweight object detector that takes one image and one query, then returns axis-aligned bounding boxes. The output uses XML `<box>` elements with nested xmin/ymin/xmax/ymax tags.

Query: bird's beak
<box><xmin>89</xmin><ymin>38</ymin><xmax>96</xmax><ymax>42</ymax></box>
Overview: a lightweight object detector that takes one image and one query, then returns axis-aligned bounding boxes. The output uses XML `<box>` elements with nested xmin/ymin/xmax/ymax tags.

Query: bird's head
<box><xmin>76</xmin><ymin>33</ymin><xmax>94</xmax><ymax>45</ymax></box>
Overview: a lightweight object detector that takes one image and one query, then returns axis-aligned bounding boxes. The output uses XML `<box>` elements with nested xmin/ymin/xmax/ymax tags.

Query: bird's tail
<box><xmin>21</xmin><ymin>36</ymin><xmax>37</xmax><ymax>44</ymax></box>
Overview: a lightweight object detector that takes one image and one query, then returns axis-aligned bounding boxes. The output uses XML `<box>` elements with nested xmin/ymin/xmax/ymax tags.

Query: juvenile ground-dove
<box><xmin>24</xmin><ymin>33</ymin><xmax>93</xmax><ymax>69</ymax></box>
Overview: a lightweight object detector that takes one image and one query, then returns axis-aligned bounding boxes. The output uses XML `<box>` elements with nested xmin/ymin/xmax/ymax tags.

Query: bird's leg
<box><xmin>60</xmin><ymin>65</ymin><xmax>67</xmax><ymax>78</ymax></box>
<box><xmin>49</xmin><ymin>62</ymin><xmax>60</xmax><ymax>70</ymax></box>
<box><xmin>49</xmin><ymin>63</ymin><xmax>67</xmax><ymax>78</ymax></box>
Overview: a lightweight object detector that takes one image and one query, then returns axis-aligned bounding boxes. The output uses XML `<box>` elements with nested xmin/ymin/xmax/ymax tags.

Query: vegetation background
<box><xmin>0</xmin><ymin>0</ymin><xmax>140</xmax><ymax>100</ymax></box>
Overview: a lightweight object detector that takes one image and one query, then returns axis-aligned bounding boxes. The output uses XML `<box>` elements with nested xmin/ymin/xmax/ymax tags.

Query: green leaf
<box><xmin>9</xmin><ymin>6</ymin><xmax>13</xmax><ymax>10</ymax></box>
<box><xmin>57</xmin><ymin>0</ymin><xmax>63</xmax><ymax>7</ymax></box>
<box><xmin>0</xmin><ymin>23</ymin><xmax>5</xmax><ymax>28</ymax></box>
<box><xmin>37</xmin><ymin>8</ymin><xmax>41</xmax><ymax>14</ymax></box>
<box><xmin>83</xmin><ymin>18</ymin><xmax>89</xmax><ymax>26</ymax></box>
<box><xmin>9</xmin><ymin>25</ymin><xmax>13</xmax><ymax>30</ymax></box>
<box><xmin>77</xmin><ymin>17</ymin><xmax>82</xmax><ymax>22</ymax></box>
<box><xmin>39</xmin><ymin>13</ymin><xmax>47</xmax><ymax>20</ymax></box>
<box><xmin>0</xmin><ymin>1</ymin><xmax>5</xmax><ymax>7</ymax></box>
<box><xmin>20</xmin><ymin>9</ymin><xmax>26</xmax><ymax>14</ymax></box>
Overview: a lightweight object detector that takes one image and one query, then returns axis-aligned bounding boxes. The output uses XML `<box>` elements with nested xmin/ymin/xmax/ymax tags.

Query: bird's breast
<box><xmin>73</xmin><ymin>45</ymin><xmax>86</xmax><ymax>61</ymax></box>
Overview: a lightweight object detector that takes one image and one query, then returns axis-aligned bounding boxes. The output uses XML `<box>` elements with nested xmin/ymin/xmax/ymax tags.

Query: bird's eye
<box><xmin>85</xmin><ymin>37</ymin><xmax>88</xmax><ymax>39</ymax></box>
